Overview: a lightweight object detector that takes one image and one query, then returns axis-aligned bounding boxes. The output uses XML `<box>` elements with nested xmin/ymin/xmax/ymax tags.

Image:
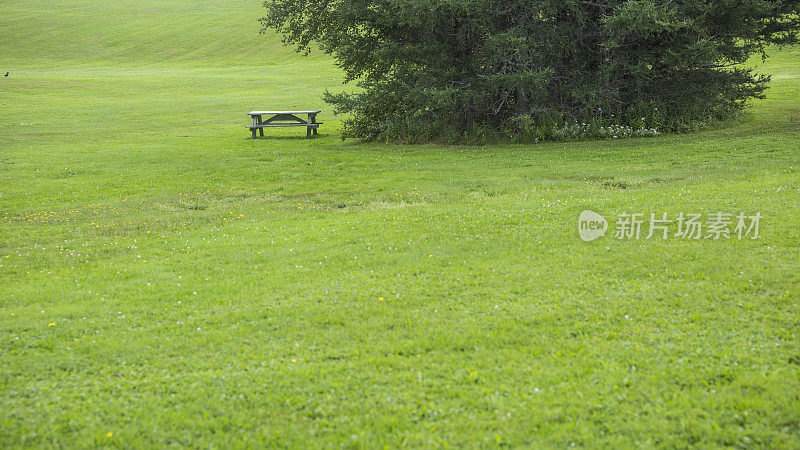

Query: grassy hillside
<box><xmin>1</xmin><ymin>0</ymin><xmax>799</xmax><ymax>447</ymax></box>
<box><xmin>0</xmin><ymin>0</ymin><xmax>320</xmax><ymax>66</ymax></box>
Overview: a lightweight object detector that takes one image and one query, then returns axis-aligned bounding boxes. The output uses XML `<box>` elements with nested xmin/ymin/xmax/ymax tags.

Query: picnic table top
<box><xmin>248</xmin><ymin>110</ymin><xmax>321</xmax><ymax>115</ymax></box>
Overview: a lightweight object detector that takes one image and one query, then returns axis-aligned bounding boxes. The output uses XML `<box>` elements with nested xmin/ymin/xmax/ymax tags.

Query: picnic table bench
<box><xmin>247</xmin><ymin>111</ymin><xmax>322</xmax><ymax>139</ymax></box>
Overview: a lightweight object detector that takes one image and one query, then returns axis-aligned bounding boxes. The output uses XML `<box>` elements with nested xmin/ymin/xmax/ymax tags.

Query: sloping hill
<box><xmin>0</xmin><ymin>0</ymin><xmax>321</xmax><ymax>66</ymax></box>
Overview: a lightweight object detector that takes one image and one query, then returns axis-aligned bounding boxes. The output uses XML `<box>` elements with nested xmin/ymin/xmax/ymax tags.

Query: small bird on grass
<box><xmin>3</xmin><ymin>72</ymin><xmax>7</xmax><ymax>77</ymax></box>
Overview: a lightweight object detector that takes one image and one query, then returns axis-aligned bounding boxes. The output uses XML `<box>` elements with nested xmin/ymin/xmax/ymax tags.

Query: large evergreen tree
<box><xmin>261</xmin><ymin>0</ymin><xmax>800</xmax><ymax>142</ymax></box>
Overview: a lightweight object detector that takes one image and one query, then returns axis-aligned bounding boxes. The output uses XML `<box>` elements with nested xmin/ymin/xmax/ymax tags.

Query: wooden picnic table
<box><xmin>247</xmin><ymin>111</ymin><xmax>322</xmax><ymax>139</ymax></box>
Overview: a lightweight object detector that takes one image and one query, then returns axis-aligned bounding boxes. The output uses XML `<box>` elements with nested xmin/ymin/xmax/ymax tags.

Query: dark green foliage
<box><xmin>261</xmin><ymin>0</ymin><xmax>800</xmax><ymax>142</ymax></box>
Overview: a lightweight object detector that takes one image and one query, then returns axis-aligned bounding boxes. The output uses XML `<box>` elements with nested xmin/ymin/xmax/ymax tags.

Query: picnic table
<box><xmin>247</xmin><ymin>111</ymin><xmax>322</xmax><ymax>139</ymax></box>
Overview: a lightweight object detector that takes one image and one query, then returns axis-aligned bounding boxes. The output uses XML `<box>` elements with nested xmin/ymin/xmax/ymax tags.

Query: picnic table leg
<box><xmin>257</xmin><ymin>115</ymin><xmax>265</xmax><ymax>138</ymax></box>
<box><xmin>306</xmin><ymin>113</ymin><xmax>312</xmax><ymax>139</ymax></box>
<box><xmin>251</xmin><ymin>115</ymin><xmax>259</xmax><ymax>139</ymax></box>
<box><xmin>311</xmin><ymin>113</ymin><xmax>318</xmax><ymax>136</ymax></box>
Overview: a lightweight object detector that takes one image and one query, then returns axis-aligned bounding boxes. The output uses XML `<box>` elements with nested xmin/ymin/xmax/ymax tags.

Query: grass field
<box><xmin>2</xmin><ymin>0</ymin><xmax>800</xmax><ymax>447</ymax></box>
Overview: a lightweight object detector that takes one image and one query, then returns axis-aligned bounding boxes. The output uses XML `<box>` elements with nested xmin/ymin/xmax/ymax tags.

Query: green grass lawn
<box><xmin>2</xmin><ymin>0</ymin><xmax>799</xmax><ymax>447</ymax></box>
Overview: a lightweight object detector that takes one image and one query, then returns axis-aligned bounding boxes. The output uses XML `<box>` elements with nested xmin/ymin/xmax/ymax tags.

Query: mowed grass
<box><xmin>1</xmin><ymin>0</ymin><xmax>800</xmax><ymax>447</ymax></box>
